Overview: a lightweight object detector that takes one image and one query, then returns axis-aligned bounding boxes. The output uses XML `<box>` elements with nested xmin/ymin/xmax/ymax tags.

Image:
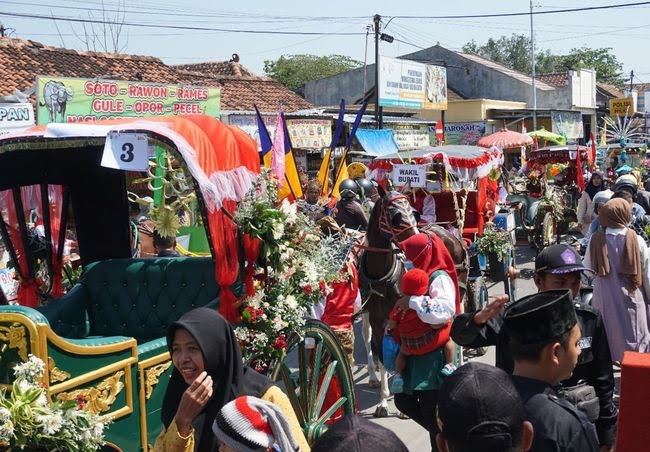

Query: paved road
<box><xmin>356</xmin><ymin>244</ymin><xmax>540</xmax><ymax>451</ymax></box>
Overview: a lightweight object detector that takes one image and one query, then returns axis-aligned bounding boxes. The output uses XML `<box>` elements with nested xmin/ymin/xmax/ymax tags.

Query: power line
<box><xmin>0</xmin><ymin>11</ymin><xmax>366</xmax><ymax>35</ymax></box>
<box><xmin>6</xmin><ymin>1</ymin><xmax>368</xmax><ymax>22</ymax></box>
<box><xmin>391</xmin><ymin>1</ymin><xmax>650</xmax><ymax>19</ymax></box>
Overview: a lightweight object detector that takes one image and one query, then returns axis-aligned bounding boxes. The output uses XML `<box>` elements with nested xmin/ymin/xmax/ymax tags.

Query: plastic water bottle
<box><xmin>478</xmin><ymin>254</ymin><xmax>487</xmax><ymax>271</ymax></box>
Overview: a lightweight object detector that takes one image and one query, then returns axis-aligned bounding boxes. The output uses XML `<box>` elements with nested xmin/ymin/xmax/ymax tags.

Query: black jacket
<box><xmin>334</xmin><ymin>199</ymin><xmax>368</xmax><ymax>231</ymax></box>
<box><xmin>512</xmin><ymin>375</ymin><xmax>600</xmax><ymax>452</ymax></box>
<box><xmin>451</xmin><ymin>296</ymin><xmax>618</xmax><ymax>446</ymax></box>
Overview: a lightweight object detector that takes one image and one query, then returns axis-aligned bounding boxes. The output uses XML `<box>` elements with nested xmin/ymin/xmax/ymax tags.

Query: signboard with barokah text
<box><xmin>36</xmin><ymin>76</ymin><xmax>220</xmax><ymax>124</ymax></box>
<box><xmin>391</xmin><ymin>164</ymin><xmax>427</xmax><ymax>188</ymax></box>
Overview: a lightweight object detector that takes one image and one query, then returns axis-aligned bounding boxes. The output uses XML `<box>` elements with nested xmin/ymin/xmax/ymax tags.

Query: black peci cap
<box><xmin>311</xmin><ymin>416</ymin><xmax>408</xmax><ymax>452</ymax></box>
<box><xmin>503</xmin><ymin>289</ymin><xmax>577</xmax><ymax>345</ymax></box>
<box><xmin>437</xmin><ymin>362</ymin><xmax>526</xmax><ymax>451</ymax></box>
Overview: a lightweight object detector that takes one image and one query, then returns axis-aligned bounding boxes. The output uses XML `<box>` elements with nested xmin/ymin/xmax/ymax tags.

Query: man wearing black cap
<box><xmin>451</xmin><ymin>244</ymin><xmax>617</xmax><ymax>451</ymax></box>
<box><xmin>436</xmin><ymin>362</ymin><xmax>533</xmax><ymax>452</ymax></box>
<box><xmin>504</xmin><ymin>289</ymin><xmax>599</xmax><ymax>451</ymax></box>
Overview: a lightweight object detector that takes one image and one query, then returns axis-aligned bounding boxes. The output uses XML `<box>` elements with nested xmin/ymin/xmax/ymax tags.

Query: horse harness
<box><xmin>357</xmin><ymin>241</ymin><xmax>404</xmax><ymax>309</ymax></box>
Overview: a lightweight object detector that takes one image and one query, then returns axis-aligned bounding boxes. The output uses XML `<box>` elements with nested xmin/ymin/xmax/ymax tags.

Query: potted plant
<box><xmin>474</xmin><ymin>223</ymin><xmax>512</xmax><ymax>280</ymax></box>
<box><xmin>0</xmin><ymin>355</ymin><xmax>109</xmax><ymax>452</ymax></box>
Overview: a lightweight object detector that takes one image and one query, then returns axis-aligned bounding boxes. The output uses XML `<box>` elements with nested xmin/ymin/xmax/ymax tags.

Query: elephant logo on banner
<box><xmin>39</xmin><ymin>81</ymin><xmax>74</xmax><ymax>123</ymax></box>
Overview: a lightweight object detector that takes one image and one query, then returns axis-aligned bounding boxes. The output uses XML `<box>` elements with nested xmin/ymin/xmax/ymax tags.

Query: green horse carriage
<box><xmin>0</xmin><ymin>116</ymin><xmax>355</xmax><ymax>451</ymax></box>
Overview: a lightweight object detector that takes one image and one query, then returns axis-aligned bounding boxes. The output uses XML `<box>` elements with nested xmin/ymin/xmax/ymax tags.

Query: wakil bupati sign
<box><xmin>392</xmin><ymin>164</ymin><xmax>426</xmax><ymax>188</ymax></box>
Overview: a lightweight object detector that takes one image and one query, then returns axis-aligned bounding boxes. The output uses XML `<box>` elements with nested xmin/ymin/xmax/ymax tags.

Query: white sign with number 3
<box><xmin>101</xmin><ymin>132</ymin><xmax>149</xmax><ymax>171</ymax></box>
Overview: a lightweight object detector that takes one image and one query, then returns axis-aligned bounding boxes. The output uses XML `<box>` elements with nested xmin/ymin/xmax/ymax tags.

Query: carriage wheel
<box><xmin>542</xmin><ymin>212</ymin><xmax>556</xmax><ymax>249</ymax></box>
<box><xmin>274</xmin><ymin>320</ymin><xmax>356</xmax><ymax>444</ymax></box>
<box><xmin>464</xmin><ymin>276</ymin><xmax>488</xmax><ymax>314</ymax></box>
<box><xmin>462</xmin><ymin>276</ymin><xmax>489</xmax><ymax>358</ymax></box>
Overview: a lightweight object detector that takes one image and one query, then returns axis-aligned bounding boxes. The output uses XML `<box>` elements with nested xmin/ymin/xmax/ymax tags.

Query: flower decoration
<box><xmin>0</xmin><ymin>355</ymin><xmax>110</xmax><ymax>452</ymax></box>
<box><xmin>233</xmin><ymin>170</ymin><xmax>355</xmax><ymax>373</ymax></box>
<box><xmin>474</xmin><ymin>223</ymin><xmax>512</xmax><ymax>263</ymax></box>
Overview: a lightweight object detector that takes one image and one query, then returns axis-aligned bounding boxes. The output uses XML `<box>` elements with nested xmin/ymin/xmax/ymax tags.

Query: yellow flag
<box><xmin>332</xmin><ymin>160</ymin><xmax>350</xmax><ymax>198</ymax></box>
<box><xmin>263</xmin><ymin>151</ymin><xmax>272</xmax><ymax>169</ymax></box>
<box><xmin>317</xmin><ymin>148</ymin><xmax>332</xmax><ymax>196</ymax></box>
<box><xmin>277</xmin><ymin>150</ymin><xmax>303</xmax><ymax>200</ymax></box>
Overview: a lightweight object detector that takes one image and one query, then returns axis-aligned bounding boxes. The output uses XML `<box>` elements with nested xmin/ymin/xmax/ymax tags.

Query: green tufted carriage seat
<box><xmin>35</xmin><ymin>257</ymin><xmax>232</xmax><ymax>352</ymax></box>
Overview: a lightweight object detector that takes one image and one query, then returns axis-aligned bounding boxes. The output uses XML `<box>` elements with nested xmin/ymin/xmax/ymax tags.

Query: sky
<box><xmin>2</xmin><ymin>0</ymin><xmax>650</xmax><ymax>85</ymax></box>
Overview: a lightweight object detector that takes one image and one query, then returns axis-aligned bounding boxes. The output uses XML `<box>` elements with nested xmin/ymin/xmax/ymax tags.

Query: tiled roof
<box><xmin>536</xmin><ymin>72</ymin><xmax>569</xmax><ymax>87</ymax></box>
<box><xmin>173</xmin><ymin>70</ymin><xmax>312</xmax><ymax>112</ymax></box>
<box><xmin>172</xmin><ymin>61</ymin><xmax>255</xmax><ymax>77</ymax></box>
<box><xmin>447</xmin><ymin>87</ymin><xmax>464</xmax><ymax>101</ymax></box>
<box><xmin>457</xmin><ymin>52</ymin><xmax>556</xmax><ymax>91</ymax></box>
<box><xmin>619</xmin><ymin>83</ymin><xmax>650</xmax><ymax>92</ymax></box>
<box><xmin>597</xmin><ymin>83</ymin><xmax>624</xmax><ymax>98</ymax></box>
<box><xmin>0</xmin><ymin>37</ymin><xmax>180</xmax><ymax>93</ymax></box>
<box><xmin>0</xmin><ymin>37</ymin><xmax>312</xmax><ymax>112</ymax></box>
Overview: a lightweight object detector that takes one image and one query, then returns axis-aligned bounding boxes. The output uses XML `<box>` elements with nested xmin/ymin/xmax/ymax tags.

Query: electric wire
<box><xmin>390</xmin><ymin>1</ymin><xmax>650</xmax><ymax>20</ymax></box>
<box><xmin>0</xmin><ymin>11</ymin><xmax>366</xmax><ymax>35</ymax></box>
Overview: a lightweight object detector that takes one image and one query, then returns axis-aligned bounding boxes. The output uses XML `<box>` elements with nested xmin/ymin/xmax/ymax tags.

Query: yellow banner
<box><xmin>609</xmin><ymin>97</ymin><xmax>633</xmax><ymax>117</ymax></box>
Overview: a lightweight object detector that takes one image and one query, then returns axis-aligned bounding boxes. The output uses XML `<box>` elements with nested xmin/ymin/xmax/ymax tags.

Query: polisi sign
<box><xmin>391</xmin><ymin>164</ymin><xmax>426</xmax><ymax>188</ymax></box>
<box><xmin>609</xmin><ymin>97</ymin><xmax>634</xmax><ymax>117</ymax></box>
<box><xmin>0</xmin><ymin>103</ymin><xmax>35</xmax><ymax>132</ymax></box>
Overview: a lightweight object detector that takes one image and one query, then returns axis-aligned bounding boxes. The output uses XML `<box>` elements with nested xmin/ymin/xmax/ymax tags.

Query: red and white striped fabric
<box><xmin>477</xmin><ymin>128</ymin><xmax>533</xmax><ymax>149</ymax></box>
<box><xmin>212</xmin><ymin>396</ymin><xmax>300</xmax><ymax>452</ymax></box>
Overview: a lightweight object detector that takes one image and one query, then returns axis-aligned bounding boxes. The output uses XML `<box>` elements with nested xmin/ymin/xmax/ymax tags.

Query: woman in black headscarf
<box><xmin>153</xmin><ymin>307</ymin><xmax>310</xmax><ymax>452</ymax></box>
<box><xmin>577</xmin><ymin>171</ymin><xmax>605</xmax><ymax>234</ymax></box>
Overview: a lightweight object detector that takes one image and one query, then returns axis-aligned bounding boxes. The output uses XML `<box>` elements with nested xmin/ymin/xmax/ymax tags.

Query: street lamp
<box><xmin>380</xmin><ymin>33</ymin><xmax>394</xmax><ymax>43</ymax></box>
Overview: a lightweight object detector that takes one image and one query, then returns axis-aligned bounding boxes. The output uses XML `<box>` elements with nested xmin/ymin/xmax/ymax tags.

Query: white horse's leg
<box><xmin>373</xmin><ymin>361</ymin><xmax>390</xmax><ymax>417</ymax></box>
<box><xmin>362</xmin><ymin>312</ymin><xmax>380</xmax><ymax>387</ymax></box>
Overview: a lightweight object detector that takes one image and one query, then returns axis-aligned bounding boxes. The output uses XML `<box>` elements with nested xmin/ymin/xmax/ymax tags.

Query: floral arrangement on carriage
<box><xmin>233</xmin><ymin>170</ymin><xmax>356</xmax><ymax>375</ymax></box>
<box><xmin>0</xmin><ymin>355</ymin><xmax>109</xmax><ymax>452</ymax></box>
<box><xmin>474</xmin><ymin>222</ymin><xmax>512</xmax><ymax>263</ymax></box>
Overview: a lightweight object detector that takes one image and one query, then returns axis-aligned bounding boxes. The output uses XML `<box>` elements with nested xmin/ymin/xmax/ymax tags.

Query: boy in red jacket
<box><xmin>387</xmin><ymin>267</ymin><xmax>456</xmax><ymax>393</ymax></box>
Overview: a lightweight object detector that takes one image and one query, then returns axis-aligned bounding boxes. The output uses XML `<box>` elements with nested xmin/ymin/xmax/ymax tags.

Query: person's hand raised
<box><xmin>174</xmin><ymin>371</ymin><xmax>213</xmax><ymax>437</ymax></box>
<box><xmin>473</xmin><ymin>295</ymin><xmax>509</xmax><ymax>326</ymax></box>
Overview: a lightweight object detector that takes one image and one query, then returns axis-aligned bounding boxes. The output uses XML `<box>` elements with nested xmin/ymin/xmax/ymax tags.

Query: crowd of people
<box><xmin>1</xmin><ymin>159</ymin><xmax>620</xmax><ymax>452</ymax></box>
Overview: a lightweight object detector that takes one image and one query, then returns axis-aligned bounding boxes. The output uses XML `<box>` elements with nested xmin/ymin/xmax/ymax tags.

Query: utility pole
<box><xmin>0</xmin><ymin>24</ymin><xmax>6</xmax><ymax>38</ymax></box>
<box><xmin>630</xmin><ymin>70</ymin><xmax>634</xmax><ymax>93</ymax></box>
<box><xmin>374</xmin><ymin>14</ymin><xmax>381</xmax><ymax>129</ymax></box>
<box><xmin>529</xmin><ymin>0</ymin><xmax>537</xmax><ymax>131</ymax></box>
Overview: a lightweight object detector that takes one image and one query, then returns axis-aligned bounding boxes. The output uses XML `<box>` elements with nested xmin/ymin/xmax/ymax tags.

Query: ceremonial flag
<box><xmin>318</xmin><ymin>99</ymin><xmax>346</xmax><ymax>196</ymax></box>
<box><xmin>589</xmin><ymin>132</ymin><xmax>597</xmax><ymax>170</ymax></box>
<box><xmin>331</xmin><ymin>102</ymin><xmax>367</xmax><ymax>197</ymax></box>
<box><xmin>278</xmin><ymin>111</ymin><xmax>304</xmax><ymax>200</ymax></box>
<box><xmin>255</xmin><ymin>105</ymin><xmax>273</xmax><ymax>168</ymax></box>
<box><xmin>271</xmin><ymin>108</ymin><xmax>286</xmax><ymax>186</ymax></box>
<box><xmin>576</xmin><ymin>148</ymin><xmax>586</xmax><ymax>191</ymax></box>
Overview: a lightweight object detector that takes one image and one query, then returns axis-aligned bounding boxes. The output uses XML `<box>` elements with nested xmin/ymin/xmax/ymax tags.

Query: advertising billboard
<box><xmin>36</xmin><ymin>76</ymin><xmax>220</xmax><ymax>124</ymax></box>
<box><xmin>443</xmin><ymin>122</ymin><xmax>486</xmax><ymax>145</ymax></box>
<box><xmin>0</xmin><ymin>103</ymin><xmax>35</xmax><ymax>135</ymax></box>
<box><xmin>378</xmin><ymin>56</ymin><xmax>447</xmax><ymax>110</ymax></box>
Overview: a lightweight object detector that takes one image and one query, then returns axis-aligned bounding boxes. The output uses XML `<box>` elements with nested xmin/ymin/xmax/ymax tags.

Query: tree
<box><xmin>67</xmin><ymin>0</ymin><xmax>129</xmax><ymax>53</ymax></box>
<box><xmin>561</xmin><ymin>47</ymin><xmax>624</xmax><ymax>85</ymax></box>
<box><xmin>462</xmin><ymin>34</ymin><xmax>624</xmax><ymax>84</ymax></box>
<box><xmin>263</xmin><ymin>54</ymin><xmax>363</xmax><ymax>92</ymax></box>
<box><xmin>462</xmin><ymin>34</ymin><xmax>535</xmax><ymax>74</ymax></box>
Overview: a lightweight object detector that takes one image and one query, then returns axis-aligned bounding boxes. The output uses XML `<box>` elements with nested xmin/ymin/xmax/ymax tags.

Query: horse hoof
<box><xmin>397</xmin><ymin>411</ymin><xmax>410</xmax><ymax>420</ymax></box>
<box><xmin>368</xmin><ymin>379</ymin><xmax>381</xmax><ymax>389</ymax></box>
<box><xmin>373</xmin><ymin>406</ymin><xmax>388</xmax><ymax>418</ymax></box>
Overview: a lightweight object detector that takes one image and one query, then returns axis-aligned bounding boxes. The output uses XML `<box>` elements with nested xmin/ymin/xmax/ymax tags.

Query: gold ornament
<box><xmin>57</xmin><ymin>370</ymin><xmax>125</xmax><ymax>414</ymax></box>
<box><xmin>144</xmin><ymin>361</ymin><xmax>172</xmax><ymax>400</ymax></box>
